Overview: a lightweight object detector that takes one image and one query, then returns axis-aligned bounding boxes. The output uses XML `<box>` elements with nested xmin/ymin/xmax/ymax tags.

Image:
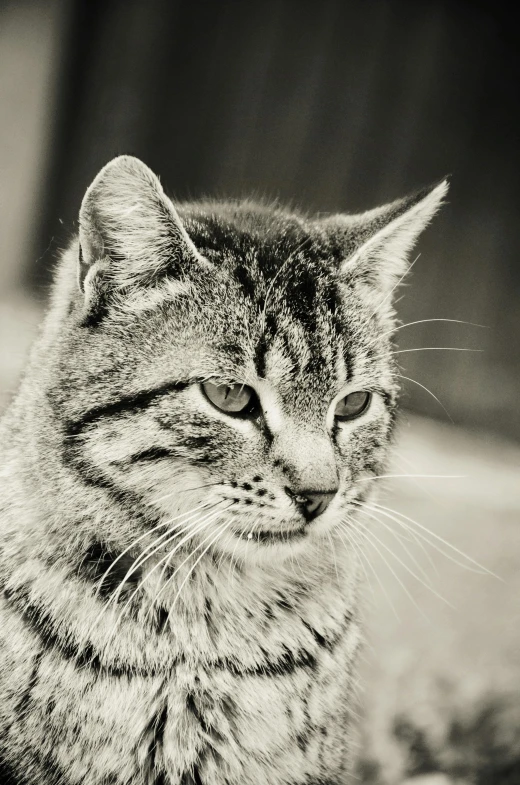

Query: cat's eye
<box><xmin>334</xmin><ymin>391</ymin><xmax>371</xmax><ymax>421</ymax></box>
<box><xmin>201</xmin><ymin>381</ymin><xmax>259</xmax><ymax>417</ymax></box>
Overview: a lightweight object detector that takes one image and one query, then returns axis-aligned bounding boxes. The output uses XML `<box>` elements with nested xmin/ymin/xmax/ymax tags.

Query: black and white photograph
<box><xmin>0</xmin><ymin>2</ymin><xmax>518</xmax><ymax>783</ymax></box>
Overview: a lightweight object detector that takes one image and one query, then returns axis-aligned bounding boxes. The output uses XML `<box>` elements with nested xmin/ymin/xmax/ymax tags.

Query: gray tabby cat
<box><xmin>0</xmin><ymin>156</ymin><xmax>447</xmax><ymax>785</ymax></box>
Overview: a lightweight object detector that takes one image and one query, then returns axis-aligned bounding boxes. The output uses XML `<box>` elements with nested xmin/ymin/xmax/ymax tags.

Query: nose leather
<box><xmin>288</xmin><ymin>488</ymin><xmax>337</xmax><ymax>521</ymax></box>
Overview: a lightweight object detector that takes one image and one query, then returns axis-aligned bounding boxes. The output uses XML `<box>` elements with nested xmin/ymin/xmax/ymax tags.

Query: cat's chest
<box><xmin>22</xmin><ymin>575</ymin><xmax>360</xmax><ymax>784</ymax></box>
<box><xmin>2</xmin><ymin>543</ymin><xmax>361</xmax><ymax>783</ymax></box>
<box><xmin>159</xmin><ymin>623</ymin><xmax>359</xmax><ymax>784</ymax></box>
<box><xmin>47</xmin><ymin>607</ymin><xmax>360</xmax><ymax>785</ymax></box>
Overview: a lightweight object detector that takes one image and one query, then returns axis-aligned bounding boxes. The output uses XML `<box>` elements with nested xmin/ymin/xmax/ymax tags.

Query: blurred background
<box><xmin>1</xmin><ymin>1</ymin><xmax>519</xmax><ymax>783</ymax></box>
<box><xmin>2</xmin><ymin>0</ymin><xmax>519</xmax><ymax>439</ymax></box>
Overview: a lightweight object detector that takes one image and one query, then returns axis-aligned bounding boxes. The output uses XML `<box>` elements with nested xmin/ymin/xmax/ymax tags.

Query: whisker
<box><xmin>327</xmin><ymin>529</ymin><xmax>340</xmax><ymax>584</ymax></box>
<box><xmin>366</xmin><ymin>500</ymin><xmax>496</xmax><ymax>577</ymax></box>
<box><xmin>351</xmin><ymin>519</ymin><xmax>433</xmax><ymax>620</ymax></box>
<box><xmin>135</xmin><ymin>505</ymin><xmax>231</xmax><ymax>607</ymax></box>
<box><xmin>392</xmin><ymin>454</ymin><xmax>438</xmax><ymax>505</ymax></box>
<box><xmin>362</xmin><ymin>473</ymin><xmax>466</xmax><ymax>481</ymax></box>
<box><xmin>151</xmin><ymin>484</ymin><xmax>208</xmax><ymax>506</ymax></box>
<box><xmin>340</xmin><ymin>520</ymin><xmax>400</xmax><ymax>621</ymax></box>
<box><xmin>365</xmin><ymin>480</ymin><xmax>440</xmax><ymax>578</ymax></box>
<box><xmin>398</xmin><ymin>374</ymin><xmax>453</xmax><ymax>423</ymax></box>
<box><xmin>370</xmin><ymin>317</ymin><xmax>489</xmax><ymax>345</ymax></box>
<box><xmin>355</xmin><ymin>513</ymin><xmax>442</xmax><ymax>604</ymax></box>
<box><xmin>385</xmin><ymin>512</ymin><xmax>485</xmax><ymax>575</ymax></box>
<box><xmin>334</xmin><ymin>524</ymin><xmax>375</xmax><ymax>602</ymax></box>
<box><xmin>146</xmin><ymin>511</ymin><xmax>229</xmax><ymax>617</ymax></box>
<box><xmin>365</xmin><ymin>501</ymin><xmax>501</xmax><ymax>579</ymax></box>
<box><xmin>394</xmin><ymin>347</ymin><xmax>483</xmax><ymax>355</ymax></box>
<box><xmin>107</xmin><ymin>508</ymin><xmax>228</xmax><ymax>643</ymax></box>
<box><xmin>355</xmin><ymin>505</ymin><xmax>439</xmax><ymax>595</ymax></box>
<box><xmin>216</xmin><ymin>530</ymin><xmax>234</xmax><ymax>575</ymax></box>
<box><xmin>168</xmin><ymin>520</ymin><xmax>232</xmax><ymax>614</ymax></box>
<box><xmin>146</xmin><ymin>505</ymin><xmax>232</xmax><ymax>612</ymax></box>
<box><xmin>289</xmin><ymin>535</ymin><xmax>308</xmax><ymax>582</ymax></box>
<box><xmin>177</xmin><ymin>481</ymin><xmax>223</xmax><ymax>493</ymax></box>
<box><xmin>228</xmin><ymin>524</ymin><xmax>244</xmax><ymax>586</ymax></box>
<box><xmin>93</xmin><ymin>502</ymin><xmax>213</xmax><ymax>599</ymax></box>
<box><xmin>103</xmin><ymin>505</ymin><xmax>222</xmax><ymax>608</ymax></box>
<box><xmin>90</xmin><ymin>505</ymin><xmax>225</xmax><ymax>639</ymax></box>
<box><xmin>379</xmin><ymin>512</ymin><xmax>491</xmax><ymax>576</ymax></box>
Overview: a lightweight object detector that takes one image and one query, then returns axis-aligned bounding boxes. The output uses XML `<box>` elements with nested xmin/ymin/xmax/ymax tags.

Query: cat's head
<box><xmin>52</xmin><ymin>156</ymin><xmax>447</xmax><ymax>563</ymax></box>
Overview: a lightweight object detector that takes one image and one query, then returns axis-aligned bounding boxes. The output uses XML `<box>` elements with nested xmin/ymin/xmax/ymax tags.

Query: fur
<box><xmin>0</xmin><ymin>156</ymin><xmax>446</xmax><ymax>784</ymax></box>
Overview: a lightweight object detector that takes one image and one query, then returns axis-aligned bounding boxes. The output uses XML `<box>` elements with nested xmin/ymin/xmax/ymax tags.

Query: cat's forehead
<box><xmin>175</xmin><ymin>207</ymin><xmax>363</xmax><ymax>404</ymax></box>
<box><xmin>180</xmin><ymin>202</ymin><xmax>342</xmax><ymax>271</ymax></box>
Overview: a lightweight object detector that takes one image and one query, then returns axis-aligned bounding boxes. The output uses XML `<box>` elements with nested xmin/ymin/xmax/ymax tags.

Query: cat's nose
<box><xmin>286</xmin><ymin>488</ymin><xmax>338</xmax><ymax>521</ymax></box>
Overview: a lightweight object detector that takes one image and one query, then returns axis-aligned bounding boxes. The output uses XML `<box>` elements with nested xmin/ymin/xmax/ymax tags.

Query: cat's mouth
<box><xmin>232</xmin><ymin>524</ymin><xmax>308</xmax><ymax>544</ymax></box>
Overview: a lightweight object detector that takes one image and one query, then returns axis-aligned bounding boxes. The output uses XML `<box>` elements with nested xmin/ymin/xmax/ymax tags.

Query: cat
<box><xmin>0</xmin><ymin>155</ymin><xmax>447</xmax><ymax>785</ymax></box>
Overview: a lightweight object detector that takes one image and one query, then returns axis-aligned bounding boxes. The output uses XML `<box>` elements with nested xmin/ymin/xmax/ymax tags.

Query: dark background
<box><xmin>1</xmin><ymin>0</ymin><xmax>519</xmax><ymax>439</ymax></box>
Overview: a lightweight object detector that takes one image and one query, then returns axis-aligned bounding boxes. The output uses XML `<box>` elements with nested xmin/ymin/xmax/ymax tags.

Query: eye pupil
<box><xmin>202</xmin><ymin>381</ymin><xmax>257</xmax><ymax>416</ymax></box>
<box><xmin>334</xmin><ymin>391</ymin><xmax>371</xmax><ymax>421</ymax></box>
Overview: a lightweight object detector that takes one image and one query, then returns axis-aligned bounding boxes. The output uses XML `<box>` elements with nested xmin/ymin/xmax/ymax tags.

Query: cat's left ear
<box><xmin>78</xmin><ymin>155</ymin><xmax>208</xmax><ymax>293</ymax></box>
<box><xmin>323</xmin><ymin>179</ymin><xmax>448</xmax><ymax>293</ymax></box>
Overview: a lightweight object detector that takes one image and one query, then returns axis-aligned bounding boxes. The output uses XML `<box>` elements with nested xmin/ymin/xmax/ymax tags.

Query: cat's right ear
<box><xmin>321</xmin><ymin>179</ymin><xmax>448</xmax><ymax>296</ymax></box>
<box><xmin>78</xmin><ymin>155</ymin><xmax>208</xmax><ymax>298</ymax></box>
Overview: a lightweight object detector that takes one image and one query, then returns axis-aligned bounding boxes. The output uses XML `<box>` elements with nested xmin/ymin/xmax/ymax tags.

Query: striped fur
<box><xmin>0</xmin><ymin>157</ymin><xmax>447</xmax><ymax>784</ymax></box>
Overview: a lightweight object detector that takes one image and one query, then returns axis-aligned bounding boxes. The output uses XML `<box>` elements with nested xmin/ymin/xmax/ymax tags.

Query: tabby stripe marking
<box><xmin>186</xmin><ymin>692</ymin><xmax>225</xmax><ymax>744</ymax></box>
<box><xmin>65</xmin><ymin>380</ymin><xmax>188</xmax><ymax>437</ymax></box>
<box><xmin>0</xmin><ymin>758</ymin><xmax>22</xmax><ymax>785</ymax></box>
<box><xmin>301</xmin><ymin>613</ymin><xmax>354</xmax><ymax>653</ymax></box>
<box><xmin>61</xmin><ymin>430</ymin><xmax>164</xmax><ymax>532</ymax></box>
<box><xmin>0</xmin><ymin>748</ymin><xmax>73</xmax><ymax>785</ymax></box>
<box><xmin>180</xmin><ymin>766</ymin><xmax>204</xmax><ymax>785</ymax></box>
<box><xmin>77</xmin><ymin>541</ymin><xmax>142</xmax><ymax>599</ymax></box>
<box><xmin>14</xmin><ymin>648</ymin><xmax>43</xmax><ymax>719</ymax></box>
<box><xmin>291</xmin><ymin>777</ymin><xmax>343</xmax><ymax>785</ymax></box>
<box><xmin>180</xmin><ymin>691</ymin><xmax>208</xmax><ymax>785</ymax></box>
<box><xmin>3</xmin><ymin>585</ymin><xmax>325</xmax><ymax>679</ymax></box>
<box><xmin>2</xmin><ymin>586</ymin><xmax>157</xmax><ymax>677</ymax></box>
<box><xmin>215</xmin><ymin>644</ymin><xmax>317</xmax><ymax>677</ymax></box>
<box><xmin>62</xmin><ymin>444</ymin><xmax>160</xmax><ymax>527</ymax></box>
<box><xmin>148</xmin><ymin>703</ymin><xmax>168</xmax><ymax>784</ymax></box>
<box><xmin>61</xmin><ymin>382</ymin><xmax>187</xmax><ymax>523</ymax></box>
<box><xmin>128</xmin><ymin>447</ymin><xmax>176</xmax><ymax>463</ymax></box>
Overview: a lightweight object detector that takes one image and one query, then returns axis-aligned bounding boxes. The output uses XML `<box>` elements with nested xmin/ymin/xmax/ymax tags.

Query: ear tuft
<box><xmin>323</xmin><ymin>178</ymin><xmax>449</xmax><ymax>294</ymax></box>
<box><xmin>78</xmin><ymin>155</ymin><xmax>205</xmax><ymax>292</ymax></box>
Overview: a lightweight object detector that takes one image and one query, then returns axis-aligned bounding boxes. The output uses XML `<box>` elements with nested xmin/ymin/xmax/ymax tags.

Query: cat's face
<box><xmin>55</xmin><ymin>157</ymin><xmax>446</xmax><ymax>564</ymax></box>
